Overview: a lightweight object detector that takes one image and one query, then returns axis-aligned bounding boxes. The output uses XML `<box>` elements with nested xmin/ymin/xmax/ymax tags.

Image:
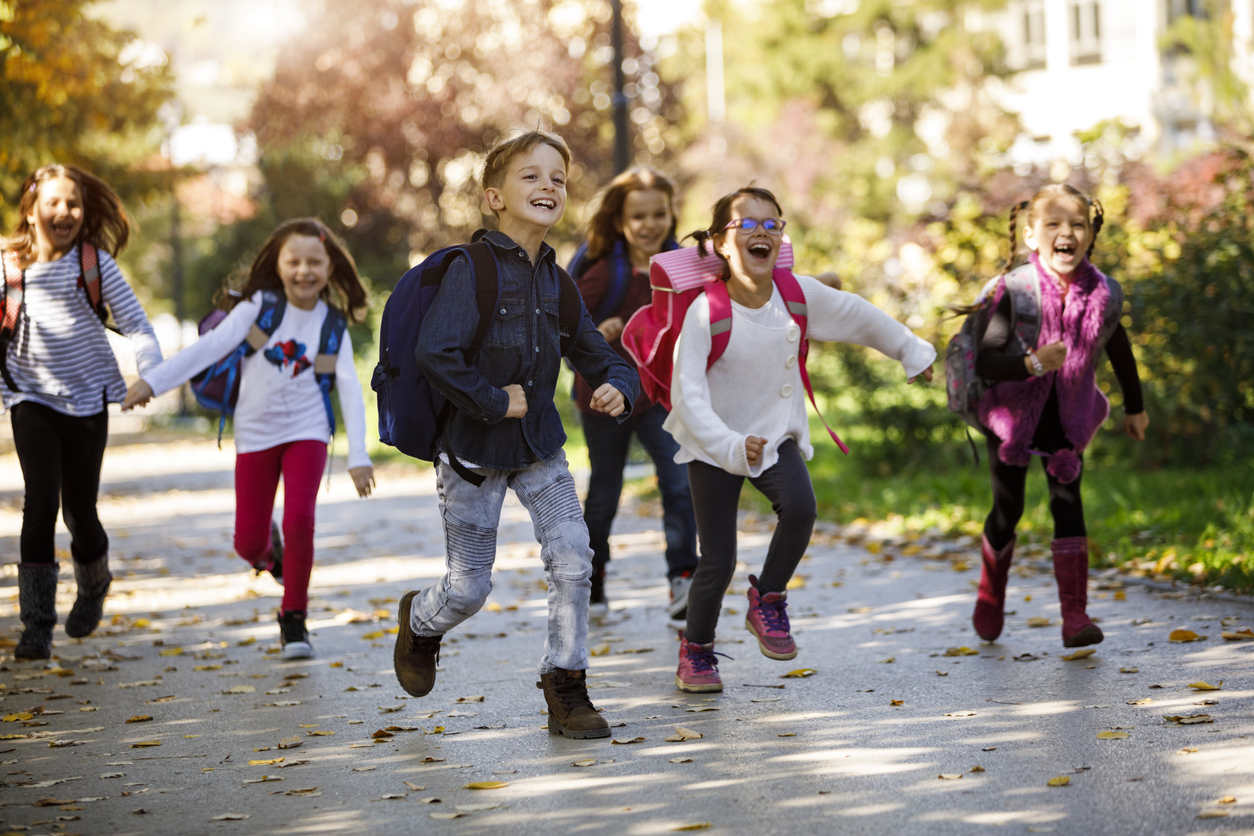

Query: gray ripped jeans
<box><xmin>408</xmin><ymin>451</ymin><xmax>592</xmax><ymax>674</ymax></box>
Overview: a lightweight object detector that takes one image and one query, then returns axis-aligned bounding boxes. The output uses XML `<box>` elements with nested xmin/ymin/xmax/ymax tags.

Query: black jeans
<box><xmin>580</xmin><ymin>404</ymin><xmax>699</xmax><ymax>580</ymax></box>
<box><xmin>683</xmin><ymin>440</ymin><xmax>816</xmax><ymax>645</ymax></box>
<box><xmin>11</xmin><ymin>401</ymin><xmax>110</xmax><ymax>565</ymax></box>
<box><xmin>984</xmin><ymin>433</ymin><xmax>1086</xmax><ymax>551</ymax></box>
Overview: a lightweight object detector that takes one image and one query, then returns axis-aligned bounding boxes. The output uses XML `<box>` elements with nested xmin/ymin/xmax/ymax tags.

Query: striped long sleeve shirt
<box><xmin>1</xmin><ymin>245</ymin><xmax>162</xmax><ymax>416</ymax></box>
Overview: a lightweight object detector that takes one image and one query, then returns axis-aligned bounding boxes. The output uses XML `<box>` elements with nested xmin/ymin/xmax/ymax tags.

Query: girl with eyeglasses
<box><xmin>665</xmin><ymin>186</ymin><xmax>936</xmax><ymax>692</ymax></box>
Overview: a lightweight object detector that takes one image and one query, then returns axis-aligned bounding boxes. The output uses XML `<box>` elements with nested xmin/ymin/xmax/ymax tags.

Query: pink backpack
<box><xmin>621</xmin><ymin>242</ymin><xmax>847</xmax><ymax>454</ymax></box>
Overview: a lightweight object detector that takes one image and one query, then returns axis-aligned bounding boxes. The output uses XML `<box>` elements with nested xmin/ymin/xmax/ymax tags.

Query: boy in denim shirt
<box><xmin>393</xmin><ymin>130</ymin><xmax>639</xmax><ymax>739</ymax></box>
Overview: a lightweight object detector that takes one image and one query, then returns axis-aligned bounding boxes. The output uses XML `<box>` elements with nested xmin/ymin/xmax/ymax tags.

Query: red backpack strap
<box><xmin>2</xmin><ymin>251</ymin><xmax>24</xmax><ymax>338</ymax></box>
<box><xmin>78</xmin><ymin>242</ymin><xmax>108</xmax><ymax>324</ymax></box>
<box><xmin>773</xmin><ymin>269</ymin><xmax>850</xmax><ymax>455</ymax></box>
<box><xmin>705</xmin><ymin>280</ymin><xmax>732</xmax><ymax>369</ymax></box>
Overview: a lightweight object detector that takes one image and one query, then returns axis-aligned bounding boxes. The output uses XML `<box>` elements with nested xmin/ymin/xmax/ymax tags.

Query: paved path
<box><xmin>1</xmin><ymin>436</ymin><xmax>1252</xmax><ymax>835</ymax></box>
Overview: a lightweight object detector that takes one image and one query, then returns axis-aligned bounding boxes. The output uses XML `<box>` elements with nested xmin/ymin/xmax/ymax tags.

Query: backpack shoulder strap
<box><xmin>463</xmin><ymin>242</ymin><xmax>499</xmax><ymax>354</ymax></box>
<box><xmin>556</xmin><ymin>265</ymin><xmax>583</xmax><ymax>356</ymax></box>
<box><xmin>78</xmin><ymin>243</ymin><xmax>108</xmax><ymax>324</ymax></box>
<box><xmin>245</xmin><ymin>289</ymin><xmax>287</xmax><ymax>354</ymax></box>
<box><xmin>2</xmin><ymin>250</ymin><xmax>24</xmax><ymax>338</ymax></box>
<box><xmin>1002</xmin><ymin>262</ymin><xmax>1042</xmax><ymax>353</ymax></box>
<box><xmin>704</xmin><ymin>280</ymin><xmax>732</xmax><ymax>369</ymax></box>
<box><xmin>590</xmin><ymin>241</ymin><xmax>631</xmax><ymax>323</ymax></box>
<box><xmin>314</xmin><ymin>306</ymin><xmax>349</xmax><ymax>436</ymax></box>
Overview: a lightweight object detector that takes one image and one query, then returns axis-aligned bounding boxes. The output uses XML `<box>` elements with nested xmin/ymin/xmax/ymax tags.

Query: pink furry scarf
<box><xmin>978</xmin><ymin>253</ymin><xmax>1112</xmax><ymax>483</ymax></box>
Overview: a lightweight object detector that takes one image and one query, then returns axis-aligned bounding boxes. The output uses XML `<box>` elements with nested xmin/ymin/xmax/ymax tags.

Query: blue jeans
<box><xmin>409</xmin><ymin>451</ymin><xmax>592</xmax><ymax>674</ymax></box>
<box><xmin>580</xmin><ymin>403</ymin><xmax>699</xmax><ymax>579</ymax></box>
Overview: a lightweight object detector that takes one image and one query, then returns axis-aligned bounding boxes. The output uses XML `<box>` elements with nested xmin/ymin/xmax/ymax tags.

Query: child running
<box><xmin>571</xmin><ymin>167</ymin><xmax>699</xmax><ymax>620</ymax></box>
<box><xmin>3</xmin><ymin>164</ymin><xmax>163</xmax><ymax>660</ymax></box>
<box><xmin>123</xmin><ymin>218</ymin><xmax>374</xmax><ymax>659</ymax></box>
<box><xmin>972</xmin><ymin>185</ymin><xmax>1147</xmax><ymax>648</ymax></box>
<box><xmin>391</xmin><ymin>130</ymin><xmax>639</xmax><ymax>740</ymax></box>
<box><xmin>666</xmin><ymin>186</ymin><xmax>935</xmax><ymax>692</ymax></box>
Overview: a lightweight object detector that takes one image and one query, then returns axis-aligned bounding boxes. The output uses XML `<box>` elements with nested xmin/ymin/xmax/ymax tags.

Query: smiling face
<box><xmin>1024</xmin><ymin>194</ymin><xmax>1092</xmax><ymax>279</ymax></box>
<box><xmin>617</xmin><ymin>188</ymin><xmax>674</xmax><ymax>264</ymax></box>
<box><xmin>715</xmin><ymin>195</ymin><xmax>781</xmax><ymax>285</ymax></box>
<box><xmin>277</xmin><ymin>234</ymin><xmax>331</xmax><ymax>310</ymax></box>
<box><xmin>485</xmin><ymin>142</ymin><xmax>567</xmax><ymax>236</ymax></box>
<box><xmin>27</xmin><ymin>175</ymin><xmax>85</xmax><ymax>262</ymax></box>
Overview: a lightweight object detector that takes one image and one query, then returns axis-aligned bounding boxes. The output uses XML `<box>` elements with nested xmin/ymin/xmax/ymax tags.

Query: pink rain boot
<box><xmin>1052</xmin><ymin>536</ymin><xmax>1104</xmax><ymax>648</ymax></box>
<box><xmin>972</xmin><ymin>534</ymin><xmax>1015</xmax><ymax>641</ymax></box>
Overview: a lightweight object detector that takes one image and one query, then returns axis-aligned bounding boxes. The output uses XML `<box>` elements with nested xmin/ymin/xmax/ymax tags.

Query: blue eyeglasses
<box><xmin>722</xmin><ymin>217</ymin><xmax>787</xmax><ymax>235</ymax></box>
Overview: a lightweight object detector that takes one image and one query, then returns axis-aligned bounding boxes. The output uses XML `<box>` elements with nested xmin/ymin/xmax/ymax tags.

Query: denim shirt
<box><xmin>416</xmin><ymin>231</ymin><xmax>639</xmax><ymax>470</ymax></box>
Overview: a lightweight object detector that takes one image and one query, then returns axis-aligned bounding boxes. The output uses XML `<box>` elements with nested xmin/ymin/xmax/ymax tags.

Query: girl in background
<box><xmin>3</xmin><ymin>164</ymin><xmax>163</xmax><ymax>660</ymax></box>
<box><xmin>124</xmin><ymin>218</ymin><xmax>374</xmax><ymax>659</ymax></box>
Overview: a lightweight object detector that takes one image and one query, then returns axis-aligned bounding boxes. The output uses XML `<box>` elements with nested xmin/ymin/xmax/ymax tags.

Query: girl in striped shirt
<box><xmin>2</xmin><ymin>164</ymin><xmax>163</xmax><ymax>660</ymax></box>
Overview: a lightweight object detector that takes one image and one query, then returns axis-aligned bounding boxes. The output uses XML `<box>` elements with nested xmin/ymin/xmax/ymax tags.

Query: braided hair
<box><xmin>685</xmin><ymin>185</ymin><xmax>784</xmax><ymax>283</ymax></box>
<box><xmin>1005</xmin><ymin>183</ymin><xmax>1104</xmax><ymax>271</ymax></box>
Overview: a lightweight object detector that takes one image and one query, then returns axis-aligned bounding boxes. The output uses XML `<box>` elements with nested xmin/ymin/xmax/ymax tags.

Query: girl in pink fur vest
<box><xmin>972</xmin><ymin>184</ymin><xmax>1149</xmax><ymax>648</ymax></box>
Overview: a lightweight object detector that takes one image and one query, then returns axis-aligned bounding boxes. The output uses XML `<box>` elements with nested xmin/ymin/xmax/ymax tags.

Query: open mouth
<box><xmin>50</xmin><ymin>219</ymin><xmax>77</xmax><ymax>237</ymax></box>
<box><xmin>531</xmin><ymin>199</ymin><xmax>556</xmax><ymax>211</ymax></box>
<box><xmin>1053</xmin><ymin>243</ymin><xmax>1076</xmax><ymax>260</ymax></box>
<box><xmin>748</xmin><ymin>242</ymin><xmax>772</xmax><ymax>259</ymax></box>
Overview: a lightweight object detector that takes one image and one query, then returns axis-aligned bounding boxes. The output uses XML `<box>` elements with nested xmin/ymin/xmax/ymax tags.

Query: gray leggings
<box><xmin>684</xmin><ymin>440</ymin><xmax>817</xmax><ymax>645</ymax></box>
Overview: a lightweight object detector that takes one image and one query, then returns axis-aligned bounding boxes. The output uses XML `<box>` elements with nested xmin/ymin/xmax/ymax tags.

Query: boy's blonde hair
<box><xmin>481</xmin><ymin>129</ymin><xmax>572</xmax><ymax>217</ymax></box>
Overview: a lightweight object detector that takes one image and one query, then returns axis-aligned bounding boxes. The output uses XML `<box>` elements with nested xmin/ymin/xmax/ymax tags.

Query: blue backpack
<box><xmin>191</xmin><ymin>289</ymin><xmax>347</xmax><ymax>445</ymax></box>
<box><xmin>372</xmin><ymin>231</ymin><xmax>582</xmax><ymax>485</ymax></box>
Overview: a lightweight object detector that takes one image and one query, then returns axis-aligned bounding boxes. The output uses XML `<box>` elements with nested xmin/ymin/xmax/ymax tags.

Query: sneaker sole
<box><xmin>281</xmin><ymin>642</ymin><xmax>313</xmax><ymax>660</ymax></box>
<box><xmin>546</xmin><ymin>713</ymin><xmax>611</xmax><ymax>739</ymax></box>
<box><xmin>745</xmin><ymin>617</ymin><xmax>798</xmax><ymax>660</ymax></box>
<box><xmin>675</xmin><ymin>675</ymin><xmax>723</xmax><ymax>693</ymax></box>
<box><xmin>394</xmin><ymin>591</ymin><xmax>435</xmax><ymax>697</ymax></box>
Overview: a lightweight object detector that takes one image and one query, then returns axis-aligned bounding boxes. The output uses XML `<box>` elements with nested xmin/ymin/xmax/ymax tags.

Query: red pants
<box><xmin>234</xmin><ymin>439</ymin><xmax>327</xmax><ymax>613</ymax></box>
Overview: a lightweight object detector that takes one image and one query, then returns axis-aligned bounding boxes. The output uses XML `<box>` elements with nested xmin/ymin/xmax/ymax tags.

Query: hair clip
<box><xmin>27</xmin><ymin>183</ymin><xmax>37</xmax><ymax>193</ymax></box>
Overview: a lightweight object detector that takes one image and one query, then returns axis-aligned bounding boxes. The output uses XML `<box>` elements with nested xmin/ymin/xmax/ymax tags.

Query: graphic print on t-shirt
<box><xmin>264</xmin><ymin>340</ymin><xmax>312</xmax><ymax>377</ymax></box>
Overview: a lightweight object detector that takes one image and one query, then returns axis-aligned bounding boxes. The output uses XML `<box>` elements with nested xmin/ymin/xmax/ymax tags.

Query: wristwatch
<box><xmin>1026</xmin><ymin>348</ymin><xmax>1046</xmax><ymax>377</ymax></box>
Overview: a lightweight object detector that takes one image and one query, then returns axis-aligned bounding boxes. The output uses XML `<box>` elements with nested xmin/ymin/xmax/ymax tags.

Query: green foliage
<box><xmin>0</xmin><ymin>0</ymin><xmax>175</xmax><ymax>231</ymax></box>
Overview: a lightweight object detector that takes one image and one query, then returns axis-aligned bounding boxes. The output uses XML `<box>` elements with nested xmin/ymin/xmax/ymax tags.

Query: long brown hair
<box><xmin>685</xmin><ymin>185</ymin><xmax>784</xmax><ymax>282</ymax></box>
<box><xmin>222</xmin><ymin>218</ymin><xmax>368</xmax><ymax>324</ymax></box>
<box><xmin>3</xmin><ymin>164</ymin><xmax>132</xmax><ymax>268</ymax></box>
<box><xmin>585</xmin><ymin>167</ymin><xmax>678</xmax><ymax>262</ymax></box>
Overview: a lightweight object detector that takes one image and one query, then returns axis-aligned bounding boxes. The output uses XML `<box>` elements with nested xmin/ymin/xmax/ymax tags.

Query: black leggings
<box><xmin>684</xmin><ymin>440</ymin><xmax>817</xmax><ymax>645</ymax></box>
<box><xmin>984</xmin><ymin>433</ymin><xmax>1085</xmax><ymax>551</ymax></box>
<box><xmin>11</xmin><ymin>401</ymin><xmax>110</xmax><ymax>565</ymax></box>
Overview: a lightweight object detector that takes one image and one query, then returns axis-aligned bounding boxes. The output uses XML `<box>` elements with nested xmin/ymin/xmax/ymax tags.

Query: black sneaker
<box><xmin>393</xmin><ymin>590</ymin><xmax>442</xmax><ymax>696</ymax></box>
<box><xmin>257</xmin><ymin>521</ymin><xmax>284</xmax><ymax>586</ymax></box>
<box><xmin>278</xmin><ymin>610</ymin><xmax>312</xmax><ymax>660</ymax></box>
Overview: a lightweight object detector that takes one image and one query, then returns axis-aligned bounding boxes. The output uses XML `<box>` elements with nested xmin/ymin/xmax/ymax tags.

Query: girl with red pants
<box><xmin>125</xmin><ymin>219</ymin><xmax>374</xmax><ymax>659</ymax></box>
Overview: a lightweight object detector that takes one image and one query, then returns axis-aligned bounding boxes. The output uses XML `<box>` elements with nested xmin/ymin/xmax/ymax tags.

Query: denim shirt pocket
<box><xmin>486</xmin><ymin>296</ymin><xmax>526</xmax><ymax>348</ymax></box>
<box><xmin>541</xmin><ymin>295</ymin><xmax>564</xmax><ymax>353</ymax></box>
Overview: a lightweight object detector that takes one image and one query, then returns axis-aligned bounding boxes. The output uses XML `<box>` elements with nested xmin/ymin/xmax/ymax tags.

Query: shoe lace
<box><xmin>279</xmin><ymin>612</ymin><xmax>306</xmax><ymax>643</ymax></box>
<box><xmin>552</xmin><ymin>673</ymin><xmax>596</xmax><ymax>711</ymax></box>
<box><xmin>756</xmin><ymin>596</ymin><xmax>791</xmax><ymax>635</ymax></box>
<box><xmin>686</xmin><ymin>645</ymin><xmax>732</xmax><ymax>674</ymax></box>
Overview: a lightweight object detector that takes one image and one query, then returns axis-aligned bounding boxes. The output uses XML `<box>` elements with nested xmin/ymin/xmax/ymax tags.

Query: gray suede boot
<box><xmin>65</xmin><ymin>556</ymin><xmax>112</xmax><ymax>639</ymax></box>
<box><xmin>15</xmin><ymin>563</ymin><xmax>58</xmax><ymax>660</ymax></box>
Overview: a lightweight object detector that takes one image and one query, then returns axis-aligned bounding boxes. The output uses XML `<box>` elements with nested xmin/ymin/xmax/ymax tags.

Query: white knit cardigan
<box><xmin>664</xmin><ymin>274</ymin><xmax>936</xmax><ymax>477</ymax></box>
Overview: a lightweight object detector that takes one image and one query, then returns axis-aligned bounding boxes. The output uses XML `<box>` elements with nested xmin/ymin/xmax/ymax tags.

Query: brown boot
<box><xmin>393</xmin><ymin>590</ymin><xmax>442</xmax><ymax>697</ymax></box>
<box><xmin>537</xmin><ymin>669</ymin><xmax>611</xmax><ymax>739</ymax></box>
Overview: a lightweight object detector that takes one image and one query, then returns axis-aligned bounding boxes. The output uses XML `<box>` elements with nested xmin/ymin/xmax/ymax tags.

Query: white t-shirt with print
<box><xmin>143</xmin><ymin>292</ymin><xmax>370</xmax><ymax>468</ymax></box>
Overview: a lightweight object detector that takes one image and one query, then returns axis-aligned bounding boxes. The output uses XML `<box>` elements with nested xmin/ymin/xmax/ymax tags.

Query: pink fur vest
<box><xmin>977</xmin><ymin>253</ymin><xmax>1113</xmax><ymax>483</ymax></box>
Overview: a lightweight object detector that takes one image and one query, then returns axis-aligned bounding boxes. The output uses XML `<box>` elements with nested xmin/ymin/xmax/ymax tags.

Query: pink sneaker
<box><xmin>675</xmin><ymin>632</ymin><xmax>726</xmax><ymax>693</ymax></box>
<box><xmin>745</xmin><ymin>574</ymin><xmax>797</xmax><ymax>660</ymax></box>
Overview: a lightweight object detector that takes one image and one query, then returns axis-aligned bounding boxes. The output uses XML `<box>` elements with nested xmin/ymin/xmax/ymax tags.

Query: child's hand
<box><xmin>745</xmin><ymin>435</ymin><xmax>767</xmax><ymax>467</ymax></box>
<box><xmin>590</xmin><ymin>384</ymin><xmax>625</xmax><ymax>417</ymax></box>
<box><xmin>907</xmin><ymin>366</ymin><xmax>934</xmax><ymax>384</ymax></box>
<box><xmin>503</xmin><ymin>384</ymin><xmax>528</xmax><ymax>419</ymax></box>
<box><xmin>349</xmin><ymin>465</ymin><xmax>375</xmax><ymax>497</ymax></box>
<box><xmin>1035</xmin><ymin>340</ymin><xmax>1067</xmax><ymax>372</ymax></box>
<box><xmin>122</xmin><ymin>380</ymin><xmax>154</xmax><ymax>411</ymax></box>
<box><xmin>1124</xmin><ymin>411</ymin><xmax>1149</xmax><ymax>441</ymax></box>
<box><xmin>598</xmin><ymin>316</ymin><xmax>625</xmax><ymax>343</ymax></box>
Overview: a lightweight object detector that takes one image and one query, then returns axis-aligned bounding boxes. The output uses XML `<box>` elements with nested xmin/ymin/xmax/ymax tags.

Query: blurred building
<box><xmin>989</xmin><ymin>0</ymin><xmax>1254</xmax><ymax>164</ymax></box>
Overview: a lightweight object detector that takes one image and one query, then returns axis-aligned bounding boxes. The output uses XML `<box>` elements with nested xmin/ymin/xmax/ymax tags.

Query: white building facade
<box><xmin>989</xmin><ymin>0</ymin><xmax>1254</xmax><ymax>164</ymax></box>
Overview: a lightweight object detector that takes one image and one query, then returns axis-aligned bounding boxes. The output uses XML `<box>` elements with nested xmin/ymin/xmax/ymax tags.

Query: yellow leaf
<box><xmin>159</xmin><ymin>648</ymin><xmax>183</xmax><ymax>657</ymax></box>
<box><xmin>1113</xmin><ymin>590</ymin><xmax>1127</xmax><ymax>600</ymax></box>
<box><xmin>3</xmin><ymin>713</ymin><xmax>34</xmax><ymax>722</ymax></box>
<box><xmin>969</xmin><ymin>766</ymin><xmax>985</xmax><ymax>773</ymax></box>
<box><xmin>1119</xmin><ymin>667</ymin><xmax>1139</xmax><ymax>674</ymax></box>
<box><xmin>278</xmin><ymin>736</ymin><xmax>302</xmax><ymax>749</ymax></box>
<box><xmin>129</xmin><ymin>741</ymin><xmax>161</xmax><ymax>748</ymax></box>
<box><xmin>237</xmin><ymin>637</ymin><xmax>256</xmax><ymax>646</ymax></box>
<box><xmin>329</xmin><ymin>661</ymin><xmax>344</xmax><ymax>667</ymax></box>
<box><xmin>360</xmin><ymin>631</ymin><xmax>384</xmax><ymax>640</ymax></box>
<box><xmin>486</xmin><ymin>602</ymin><xmax>502</xmax><ymax>612</ymax></box>
<box><xmin>1197</xmin><ymin>811</ymin><xmax>1229</xmax><ymax>819</ymax></box>
<box><xmin>1026</xmin><ymin>617</ymin><xmax>1051</xmax><ymax>628</ymax></box>
<box><xmin>1163</xmin><ymin>714</ymin><xmax>1213</xmax><ymax>725</ymax></box>
<box><xmin>1222</xmin><ymin>629</ymin><xmax>1254</xmax><ymax>641</ymax></box>
<box><xmin>938</xmin><ymin>774</ymin><xmax>962</xmax><ymax>780</ymax></box>
<box><xmin>943</xmin><ymin>647</ymin><xmax>979</xmax><ymax>657</ymax></box>
<box><xmin>612</xmin><ymin>737</ymin><xmax>646</xmax><ymax>745</ymax></box>
<box><xmin>1062</xmin><ymin>648</ymin><xmax>1097</xmax><ymax>661</ymax></box>
<box><xmin>1097</xmin><ymin>731</ymin><xmax>1129</xmax><ymax>740</ymax></box>
<box><xmin>664</xmin><ymin>725</ymin><xmax>703</xmax><ymax>742</ymax></box>
<box><xmin>249</xmin><ymin>758</ymin><xmax>285</xmax><ymax>765</ymax></box>
<box><xmin>785</xmin><ymin>575</ymin><xmax>806</xmax><ymax>590</ymax></box>
<box><xmin>670</xmin><ymin>825</ymin><xmax>713</xmax><ymax>832</ymax></box>
<box><xmin>890</xmin><ymin>700</ymin><xmax>904</xmax><ymax>706</ymax></box>
<box><xmin>879</xmin><ymin>657</ymin><xmax>896</xmax><ymax>664</ymax></box>
<box><xmin>132</xmin><ymin>618</ymin><xmax>151</xmax><ymax>628</ymax></box>
<box><xmin>223</xmin><ymin>686</ymin><xmax>256</xmax><ymax>694</ymax></box>
<box><xmin>781</xmin><ymin>668</ymin><xmax>816</xmax><ymax>678</ymax></box>
<box><xmin>1218</xmin><ymin>796</ymin><xmax>1236</xmax><ymax>804</ymax></box>
<box><xmin>464</xmin><ymin>781</ymin><xmax>509</xmax><ymax>790</ymax></box>
<box><xmin>306</xmin><ymin>730</ymin><xmax>334</xmax><ymax>736</ymax></box>
<box><xmin>193</xmin><ymin>665</ymin><xmax>222</xmax><ymax>672</ymax></box>
<box><xmin>1047</xmin><ymin>776</ymin><xmax>1070</xmax><ymax>787</ymax></box>
<box><xmin>1023</xmin><ymin>595</ymin><xmax>1032</xmax><ymax>602</ymax></box>
<box><xmin>1188</xmin><ymin>681</ymin><xmax>1222</xmax><ymax>691</ymax></box>
<box><xmin>590</xmin><ymin>643</ymin><xmax>611</xmax><ymax>657</ymax></box>
<box><xmin>1168</xmin><ymin>629</ymin><xmax>1204</xmax><ymax>643</ymax></box>
<box><xmin>125</xmin><ymin>715</ymin><xmax>152</xmax><ymax>724</ymax></box>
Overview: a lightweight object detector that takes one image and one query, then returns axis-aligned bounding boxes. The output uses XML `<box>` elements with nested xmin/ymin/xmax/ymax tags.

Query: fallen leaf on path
<box><xmin>1026</xmin><ymin>617</ymin><xmax>1051</xmax><ymax>628</ymax></box>
<box><xmin>750</xmin><ymin>697</ymin><xmax>782</xmax><ymax>703</ymax></box>
<box><xmin>1168</xmin><ymin>629</ymin><xmax>1205</xmax><ymax>643</ymax></box>
<box><xmin>3</xmin><ymin>713</ymin><xmax>34</xmax><ymax>722</ymax></box>
<box><xmin>1120</xmin><ymin>667</ymin><xmax>1139</xmax><ymax>674</ymax></box>
<box><xmin>1163</xmin><ymin>714</ymin><xmax>1213</xmax><ymax>725</ymax></box>
<box><xmin>419</xmin><ymin>757</ymin><xmax>445</xmax><ymax>764</ymax></box>
<box><xmin>222</xmin><ymin>686</ymin><xmax>255</xmax><ymax>695</ymax></box>
<box><xmin>286</xmin><ymin>788</ymin><xmax>321</xmax><ymax>796</ymax></box>
<box><xmin>1222</xmin><ymin>629</ymin><xmax>1254</xmax><ymax>641</ymax></box>
<box><xmin>360</xmin><ymin>631</ymin><xmax>384</xmax><ymax>640</ymax></box>
<box><xmin>1218</xmin><ymin>796</ymin><xmax>1236</xmax><ymax>804</ymax></box>
<box><xmin>277</xmin><ymin>736</ymin><xmax>302</xmax><ymax>750</ymax></box>
<box><xmin>969</xmin><ymin>766</ymin><xmax>985</xmax><ymax>773</ymax></box>
<box><xmin>403</xmin><ymin>781</ymin><xmax>425</xmax><ymax>791</ymax></box>
<box><xmin>431</xmin><ymin>812</ymin><xmax>465</xmax><ymax>820</ymax></box>
<box><xmin>1047</xmin><ymin>776</ymin><xmax>1070</xmax><ymax>787</ymax></box>
<box><xmin>879</xmin><ymin>657</ymin><xmax>895</xmax><ymax>664</ymax></box>
<box><xmin>1178</xmin><ymin>747</ymin><xmax>1198</xmax><ymax>754</ymax></box>
<box><xmin>1197</xmin><ymin>811</ymin><xmax>1229</xmax><ymax>819</ymax></box>
<box><xmin>1061</xmin><ymin>649</ymin><xmax>1096</xmax><ymax>662</ymax></box>
<box><xmin>306</xmin><ymin>730</ymin><xmax>334</xmax><ymax>736</ymax></box>
<box><xmin>781</xmin><ymin>669</ymin><xmax>816</xmax><ymax>678</ymax></box>
<box><xmin>1097</xmin><ymin>731</ymin><xmax>1129</xmax><ymax>740</ymax></box>
<box><xmin>938</xmin><ymin>774</ymin><xmax>962</xmax><ymax>780</ymax></box>
<box><xmin>943</xmin><ymin>647</ymin><xmax>979</xmax><ymax>657</ymax></box>
<box><xmin>129</xmin><ymin>741</ymin><xmax>161</xmax><ymax>748</ymax></box>
<box><xmin>665</xmin><ymin>726</ymin><xmax>703</xmax><ymax>742</ymax></box>
<box><xmin>1127</xmin><ymin>698</ymin><xmax>1153</xmax><ymax>706</ymax></box>
<box><xmin>455</xmin><ymin>695</ymin><xmax>486</xmax><ymax>703</ymax></box>
<box><xmin>670</xmin><ymin>824</ymin><xmax>712</xmax><ymax>832</ymax></box>
<box><xmin>936</xmin><ymin>671</ymin><xmax>949</xmax><ymax>676</ymax></box>
<box><xmin>446</xmin><ymin>710</ymin><xmax>477</xmax><ymax>718</ymax></box>
<box><xmin>1188</xmin><ymin>681</ymin><xmax>1222</xmax><ymax>691</ymax></box>
<box><xmin>686</xmin><ymin>706</ymin><xmax>720</xmax><ymax>713</ymax></box>
<box><xmin>670</xmin><ymin>757</ymin><xmax>693</xmax><ymax>763</ymax></box>
<box><xmin>125</xmin><ymin>716</ymin><xmax>152</xmax><ymax>724</ymax></box>
<box><xmin>210</xmin><ymin>814</ymin><xmax>249</xmax><ymax>821</ymax></box>
<box><xmin>944</xmin><ymin>711</ymin><xmax>977</xmax><ymax>718</ymax></box>
<box><xmin>376</xmin><ymin>794</ymin><xmax>406</xmax><ymax>800</ymax></box>
<box><xmin>890</xmin><ymin>700</ymin><xmax>904</xmax><ymax>706</ymax></box>
<box><xmin>242</xmin><ymin>776</ymin><xmax>282</xmax><ymax>784</ymax></box>
<box><xmin>612</xmin><ymin>737</ymin><xmax>645</xmax><ymax>745</ymax></box>
<box><xmin>353</xmin><ymin>766</ymin><xmax>377</xmax><ymax>772</ymax></box>
<box><xmin>249</xmin><ymin>758</ymin><xmax>285</xmax><ymax>766</ymax></box>
<box><xmin>590</xmin><ymin>643</ymin><xmax>611</xmax><ymax>656</ymax></box>
<box><xmin>572</xmin><ymin>759</ymin><xmax>597</xmax><ymax>767</ymax></box>
<box><xmin>464</xmin><ymin>781</ymin><xmax>509</xmax><ymax>790</ymax></box>
<box><xmin>778</xmin><ymin>733</ymin><xmax>796</xmax><ymax>737</ymax></box>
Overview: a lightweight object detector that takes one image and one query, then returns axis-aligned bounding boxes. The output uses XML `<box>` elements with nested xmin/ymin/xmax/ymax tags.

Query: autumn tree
<box><xmin>0</xmin><ymin>0</ymin><xmax>174</xmax><ymax>230</ymax></box>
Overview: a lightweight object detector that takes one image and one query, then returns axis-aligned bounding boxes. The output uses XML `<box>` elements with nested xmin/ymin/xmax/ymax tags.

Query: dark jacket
<box><xmin>416</xmin><ymin>230</ymin><xmax>639</xmax><ymax>469</ymax></box>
